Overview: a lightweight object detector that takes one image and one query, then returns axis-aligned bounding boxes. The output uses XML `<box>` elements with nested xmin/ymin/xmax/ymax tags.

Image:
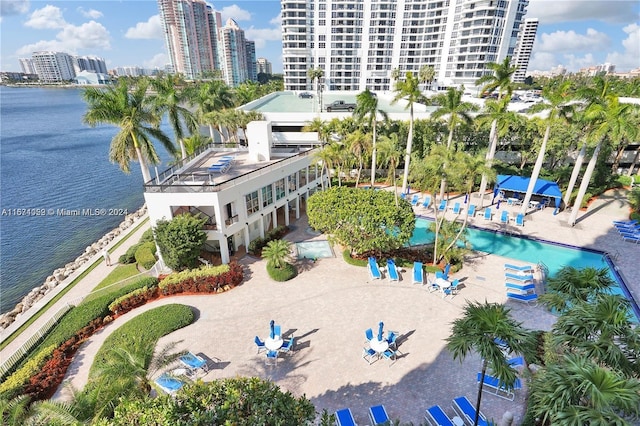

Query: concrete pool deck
<box><xmin>51</xmin><ymin>187</ymin><xmax>639</xmax><ymax>424</ymax></box>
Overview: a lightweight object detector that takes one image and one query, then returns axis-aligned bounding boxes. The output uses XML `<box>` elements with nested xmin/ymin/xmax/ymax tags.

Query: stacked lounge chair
<box><xmin>614</xmin><ymin>220</ymin><xmax>640</xmax><ymax>243</ymax></box>
<box><xmin>504</xmin><ymin>263</ymin><xmax>538</xmax><ymax>302</ymax></box>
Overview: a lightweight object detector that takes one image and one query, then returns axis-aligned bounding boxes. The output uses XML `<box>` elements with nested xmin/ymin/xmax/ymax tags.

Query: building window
<box><xmin>288</xmin><ymin>173</ymin><xmax>298</xmax><ymax>192</ymax></box>
<box><xmin>245</xmin><ymin>191</ymin><xmax>259</xmax><ymax>216</ymax></box>
<box><xmin>261</xmin><ymin>185</ymin><xmax>273</xmax><ymax>207</ymax></box>
<box><xmin>275</xmin><ymin>178</ymin><xmax>286</xmax><ymax>200</ymax></box>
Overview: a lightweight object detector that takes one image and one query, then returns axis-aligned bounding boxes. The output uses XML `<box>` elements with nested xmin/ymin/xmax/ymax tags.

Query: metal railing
<box><xmin>536</xmin><ymin>261</ymin><xmax>549</xmax><ymax>289</ymax></box>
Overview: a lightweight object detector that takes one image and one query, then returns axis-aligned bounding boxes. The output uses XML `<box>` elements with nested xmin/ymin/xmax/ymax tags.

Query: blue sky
<box><xmin>1</xmin><ymin>0</ymin><xmax>638</xmax><ymax>74</ymax></box>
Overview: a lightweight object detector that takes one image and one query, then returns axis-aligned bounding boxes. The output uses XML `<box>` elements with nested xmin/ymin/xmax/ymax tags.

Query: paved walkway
<box><xmin>50</xmin><ymin>187</ymin><xmax>639</xmax><ymax>425</ymax></box>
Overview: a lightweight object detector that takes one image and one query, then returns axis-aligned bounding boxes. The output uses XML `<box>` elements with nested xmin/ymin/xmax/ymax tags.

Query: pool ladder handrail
<box><xmin>536</xmin><ymin>261</ymin><xmax>549</xmax><ymax>288</ymax></box>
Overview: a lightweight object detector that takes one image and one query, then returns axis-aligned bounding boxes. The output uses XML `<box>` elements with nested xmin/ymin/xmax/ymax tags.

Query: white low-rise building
<box><xmin>143</xmin><ymin>120</ymin><xmax>327</xmax><ymax>265</ymax></box>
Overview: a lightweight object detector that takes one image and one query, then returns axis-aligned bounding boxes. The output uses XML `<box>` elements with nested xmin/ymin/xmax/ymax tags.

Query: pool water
<box><xmin>296</xmin><ymin>241</ymin><xmax>334</xmax><ymax>259</ymax></box>
<box><xmin>410</xmin><ymin>217</ymin><xmax>637</xmax><ymax>318</ymax></box>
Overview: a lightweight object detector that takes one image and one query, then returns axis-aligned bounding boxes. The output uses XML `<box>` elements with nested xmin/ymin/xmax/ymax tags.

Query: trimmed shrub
<box><xmin>266</xmin><ymin>261</ymin><xmax>297</xmax><ymax>281</ymax></box>
<box><xmin>134</xmin><ymin>241</ymin><xmax>157</xmax><ymax>270</ymax></box>
<box><xmin>108</xmin><ymin>285</ymin><xmax>159</xmax><ymax>315</ymax></box>
<box><xmin>119</xmin><ymin>243</ymin><xmax>140</xmax><ymax>264</ymax></box>
<box><xmin>248</xmin><ymin>226</ymin><xmax>289</xmax><ymax>255</ymax></box>
<box><xmin>0</xmin><ymin>344</ymin><xmax>56</xmax><ymax>398</ymax></box>
<box><xmin>140</xmin><ymin>228</ymin><xmax>155</xmax><ymax>243</ymax></box>
<box><xmin>158</xmin><ymin>263</ymin><xmax>242</xmax><ymax>295</ymax></box>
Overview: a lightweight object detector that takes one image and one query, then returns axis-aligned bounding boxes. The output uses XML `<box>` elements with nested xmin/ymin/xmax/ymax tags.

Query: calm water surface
<box><xmin>0</xmin><ymin>87</ymin><xmax>171</xmax><ymax>313</ymax></box>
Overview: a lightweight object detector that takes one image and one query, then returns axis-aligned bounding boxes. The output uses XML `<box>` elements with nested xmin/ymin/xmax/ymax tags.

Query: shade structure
<box><xmin>270</xmin><ymin>320</ymin><xmax>275</xmax><ymax>339</ymax></box>
<box><xmin>493</xmin><ymin>175</ymin><xmax>562</xmax><ymax>207</ymax></box>
<box><xmin>378</xmin><ymin>321</ymin><xmax>384</xmax><ymax>341</ymax></box>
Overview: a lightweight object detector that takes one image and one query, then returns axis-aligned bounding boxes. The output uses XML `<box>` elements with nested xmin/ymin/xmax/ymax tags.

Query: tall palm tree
<box><xmin>150</xmin><ymin>74</ymin><xmax>198</xmax><ymax>160</ymax></box>
<box><xmin>392</xmin><ymin>72</ymin><xmax>422</xmax><ymax>194</ymax></box>
<box><xmin>302</xmin><ymin>117</ymin><xmax>330</xmax><ymax>146</ymax></box>
<box><xmin>447</xmin><ymin>301</ymin><xmax>534</xmax><ymax>426</ymax></box>
<box><xmin>431</xmin><ymin>87</ymin><xmax>478</xmax><ymax>199</ymax></box>
<box><xmin>475</xmin><ymin>58</ymin><xmax>516</xmax><ymax>206</ymax></box>
<box><xmin>307</xmin><ymin>67</ymin><xmax>324</xmax><ymax>110</ymax></box>
<box><xmin>314</xmin><ymin>145</ymin><xmax>335</xmax><ymax>189</ymax></box>
<box><xmin>354</xmin><ymin>89</ymin><xmax>388</xmax><ymax>187</ymax></box>
<box><xmin>377</xmin><ymin>133</ymin><xmax>403</xmax><ymax>206</ymax></box>
<box><xmin>235</xmin><ymin>110</ymin><xmax>264</xmax><ymax>145</ymax></box>
<box><xmin>519</xmin><ymin>80</ymin><xmax>574</xmax><ymax>214</ymax></box>
<box><xmin>345</xmin><ymin>129</ymin><xmax>372</xmax><ymax>187</ymax></box>
<box><xmin>234</xmin><ymin>81</ymin><xmax>261</xmax><ymax>105</ymax></box>
<box><xmin>82</xmin><ymin>78</ymin><xmax>176</xmax><ymax>183</ymax></box>
<box><xmin>539</xmin><ymin>266</ymin><xmax>617</xmax><ymax>314</ymax></box>
<box><xmin>475</xmin><ymin>97</ymin><xmax>518</xmax><ymax>207</ymax></box>
<box><xmin>530</xmin><ymin>354</ymin><xmax>640</xmax><ymax>425</ymax></box>
<box><xmin>568</xmin><ymin>92</ymin><xmax>639</xmax><ymax>226</ymax></box>
<box><xmin>189</xmin><ymin>80</ymin><xmax>235</xmax><ymax>142</ymax></box>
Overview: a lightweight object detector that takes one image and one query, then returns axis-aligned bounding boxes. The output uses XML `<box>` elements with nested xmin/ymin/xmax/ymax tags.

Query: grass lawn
<box><xmin>84</xmin><ymin>264</ymin><xmax>144</xmax><ymax>302</ymax></box>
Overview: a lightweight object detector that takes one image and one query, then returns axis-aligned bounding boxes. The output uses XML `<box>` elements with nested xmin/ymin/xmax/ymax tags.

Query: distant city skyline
<box><xmin>0</xmin><ymin>0</ymin><xmax>638</xmax><ymax>75</ymax></box>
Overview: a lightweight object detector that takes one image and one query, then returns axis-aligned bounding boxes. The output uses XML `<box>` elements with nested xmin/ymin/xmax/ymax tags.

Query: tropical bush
<box><xmin>106</xmin><ymin>378</ymin><xmax>316</xmax><ymax>425</ymax></box>
<box><xmin>108</xmin><ymin>285</ymin><xmax>159</xmax><ymax>315</ymax></box>
<box><xmin>247</xmin><ymin>225</ymin><xmax>289</xmax><ymax>255</ymax></box>
<box><xmin>158</xmin><ymin>262</ymin><xmax>242</xmax><ymax>295</ymax></box>
<box><xmin>154</xmin><ymin>214</ymin><xmax>207</xmax><ymax>271</ymax></box>
<box><xmin>134</xmin><ymin>241</ymin><xmax>157</xmax><ymax>270</ymax></box>
<box><xmin>266</xmin><ymin>261</ymin><xmax>297</xmax><ymax>281</ymax></box>
<box><xmin>119</xmin><ymin>243</ymin><xmax>139</xmax><ymax>264</ymax></box>
<box><xmin>0</xmin><ymin>345</ymin><xmax>56</xmax><ymax>397</ymax></box>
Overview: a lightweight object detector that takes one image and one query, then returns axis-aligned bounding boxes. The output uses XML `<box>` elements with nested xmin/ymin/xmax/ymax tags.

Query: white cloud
<box><xmin>527</xmin><ymin>0</ymin><xmax>638</xmax><ymax>25</ymax></box>
<box><xmin>245</xmin><ymin>27</ymin><xmax>282</xmax><ymax>49</ymax></box>
<box><xmin>77</xmin><ymin>7</ymin><xmax>103</xmax><ymax>20</ymax></box>
<box><xmin>0</xmin><ymin>0</ymin><xmax>29</xmax><ymax>17</ymax></box>
<box><xmin>24</xmin><ymin>4</ymin><xmax>66</xmax><ymax>29</ymax></box>
<box><xmin>605</xmin><ymin>23</ymin><xmax>640</xmax><ymax>71</ymax></box>
<box><xmin>17</xmin><ymin>20</ymin><xmax>111</xmax><ymax>56</ymax></box>
<box><xmin>536</xmin><ymin>28</ymin><xmax>611</xmax><ymax>53</ymax></box>
<box><xmin>528</xmin><ymin>52</ymin><xmax>558</xmax><ymax>72</ymax></box>
<box><xmin>220</xmin><ymin>5</ymin><xmax>251</xmax><ymax>22</ymax></box>
<box><xmin>125</xmin><ymin>15</ymin><xmax>163</xmax><ymax>39</ymax></box>
<box><xmin>143</xmin><ymin>53</ymin><xmax>169</xmax><ymax>69</ymax></box>
<box><xmin>560</xmin><ymin>53</ymin><xmax>597</xmax><ymax>71</ymax></box>
<box><xmin>269</xmin><ymin>13</ymin><xmax>281</xmax><ymax>27</ymax></box>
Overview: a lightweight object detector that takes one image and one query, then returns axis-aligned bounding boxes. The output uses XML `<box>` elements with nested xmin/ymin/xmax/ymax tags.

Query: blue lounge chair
<box><xmin>421</xmin><ymin>196</ymin><xmax>431</xmax><ymax>208</ymax></box>
<box><xmin>504</xmin><ymin>263</ymin><xmax>533</xmax><ymax>273</ymax></box>
<box><xmin>425</xmin><ymin>404</ymin><xmax>455</xmax><ymax>426</ymax></box>
<box><xmin>504</xmin><ymin>272</ymin><xmax>534</xmax><ymax>282</ymax></box>
<box><xmin>483</xmin><ymin>207</ymin><xmax>492</xmax><ymax>220</ymax></box>
<box><xmin>508</xmin><ymin>356</ymin><xmax>525</xmax><ymax>368</ymax></box>
<box><xmin>452</xmin><ymin>202</ymin><xmax>461</xmax><ymax>214</ymax></box>
<box><xmin>369</xmin><ymin>405</ymin><xmax>390</xmax><ymax>425</ymax></box>
<box><xmin>179</xmin><ymin>352</ymin><xmax>208</xmax><ymax>376</ymax></box>
<box><xmin>505</xmin><ymin>282</ymin><xmax>535</xmax><ymax>293</ymax></box>
<box><xmin>387</xmin><ymin>259</ymin><xmax>399</xmax><ymax>281</ymax></box>
<box><xmin>515</xmin><ymin>213</ymin><xmax>524</xmax><ymax>226</ymax></box>
<box><xmin>335</xmin><ymin>408</ymin><xmax>357</xmax><ymax>426</ymax></box>
<box><xmin>613</xmin><ymin>219</ymin><xmax>637</xmax><ymax>225</ymax></box>
<box><xmin>155</xmin><ymin>373</ymin><xmax>185</xmax><ymax>395</ymax></box>
<box><xmin>623</xmin><ymin>235</ymin><xmax>640</xmax><ymax>244</ymax></box>
<box><xmin>506</xmin><ymin>292</ymin><xmax>538</xmax><ymax>304</ymax></box>
<box><xmin>437</xmin><ymin>200</ymin><xmax>447</xmax><ymax>212</ymax></box>
<box><xmin>400</xmin><ymin>193</ymin><xmax>406</xmax><ymax>200</ymax></box>
<box><xmin>500</xmin><ymin>210</ymin><xmax>509</xmax><ymax>223</ymax></box>
<box><xmin>368</xmin><ymin>257</ymin><xmax>382</xmax><ymax>280</ymax></box>
<box><xmin>477</xmin><ymin>372</ymin><xmax>523</xmax><ymax>401</ymax></box>
<box><xmin>413</xmin><ymin>261</ymin><xmax>424</xmax><ymax>284</ymax></box>
<box><xmin>467</xmin><ymin>204</ymin><xmax>477</xmax><ymax>217</ymax></box>
<box><xmin>411</xmin><ymin>194</ymin><xmax>420</xmax><ymax>205</ymax></box>
<box><xmin>452</xmin><ymin>396</ymin><xmax>488</xmax><ymax>426</ymax></box>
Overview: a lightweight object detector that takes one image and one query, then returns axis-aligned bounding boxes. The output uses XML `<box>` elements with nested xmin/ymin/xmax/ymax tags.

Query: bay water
<box><xmin>0</xmin><ymin>87</ymin><xmax>171</xmax><ymax>313</ymax></box>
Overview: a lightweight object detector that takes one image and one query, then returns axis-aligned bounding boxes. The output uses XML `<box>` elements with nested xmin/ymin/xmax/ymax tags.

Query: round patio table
<box><xmin>369</xmin><ymin>338</ymin><xmax>389</xmax><ymax>354</ymax></box>
<box><xmin>435</xmin><ymin>278</ymin><xmax>451</xmax><ymax>289</ymax></box>
<box><xmin>265</xmin><ymin>337</ymin><xmax>283</xmax><ymax>351</ymax></box>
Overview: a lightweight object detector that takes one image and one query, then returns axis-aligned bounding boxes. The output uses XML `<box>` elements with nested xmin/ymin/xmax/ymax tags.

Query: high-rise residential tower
<box><xmin>218</xmin><ymin>18</ymin><xmax>252</xmax><ymax>86</ymax></box>
<box><xmin>256</xmin><ymin>58</ymin><xmax>273</xmax><ymax>75</ymax></box>
<box><xmin>158</xmin><ymin>0</ymin><xmax>221</xmax><ymax>79</ymax></box>
<box><xmin>281</xmin><ymin>0</ymin><xmax>530</xmax><ymax>91</ymax></box>
<box><xmin>31</xmin><ymin>51</ymin><xmax>76</xmax><ymax>82</ymax></box>
<box><xmin>511</xmin><ymin>18</ymin><xmax>538</xmax><ymax>83</ymax></box>
<box><xmin>74</xmin><ymin>55</ymin><xmax>108</xmax><ymax>74</ymax></box>
<box><xmin>19</xmin><ymin>58</ymin><xmax>37</xmax><ymax>74</ymax></box>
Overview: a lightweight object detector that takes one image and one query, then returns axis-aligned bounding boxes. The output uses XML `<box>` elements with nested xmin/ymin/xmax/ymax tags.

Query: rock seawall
<box><xmin>0</xmin><ymin>206</ymin><xmax>147</xmax><ymax>330</ymax></box>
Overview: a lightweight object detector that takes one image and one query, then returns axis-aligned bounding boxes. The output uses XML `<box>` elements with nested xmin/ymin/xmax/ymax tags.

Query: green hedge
<box><xmin>248</xmin><ymin>225</ymin><xmax>289</xmax><ymax>255</ymax></box>
<box><xmin>90</xmin><ymin>304</ymin><xmax>194</xmax><ymax>375</ymax></box>
<box><xmin>159</xmin><ymin>264</ymin><xmax>230</xmax><ymax>289</ymax></box>
<box><xmin>266</xmin><ymin>261</ymin><xmax>297</xmax><ymax>281</ymax></box>
<box><xmin>134</xmin><ymin>241</ymin><xmax>157</xmax><ymax>270</ymax></box>
<box><xmin>0</xmin><ymin>344</ymin><xmax>56</xmax><ymax>397</ymax></box>
<box><xmin>342</xmin><ymin>249</ymin><xmax>367</xmax><ymax>267</ymax></box>
<box><xmin>108</xmin><ymin>285</ymin><xmax>157</xmax><ymax>313</ymax></box>
<box><xmin>119</xmin><ymin>243</ymin><xmax>140</xmax><ymax>264</ymax></box>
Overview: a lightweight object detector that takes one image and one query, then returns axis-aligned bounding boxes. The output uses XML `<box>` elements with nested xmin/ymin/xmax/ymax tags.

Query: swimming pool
<box><xmin>296</xmin><ymin>241</ymin><xmax>334</xmax><ymax>259</ymax></box>
<box><xmin>410</xmin><ymin>217</ymin><xmax>638</xmax><ymax>318</ymax></box>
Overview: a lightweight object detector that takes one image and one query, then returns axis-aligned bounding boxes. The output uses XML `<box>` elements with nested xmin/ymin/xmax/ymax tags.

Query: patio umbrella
<box><xmin>378</xmin><ymin>321</ymin><xmax>384</xmax><ymax>341</ymax></box>
<box><xmin>496</xmin><ymin>199</ymin><xmax>501</xmax><ymax>210</ymax></box>
<box><xmin>464</xmin><ymin>193</ymin><xmax>468</xmax><ymax>204</ymax></box>
<box><xmin>270</xmin><ymin>320</ymin><xmax>275</xmax><ymax>339</ymax></box>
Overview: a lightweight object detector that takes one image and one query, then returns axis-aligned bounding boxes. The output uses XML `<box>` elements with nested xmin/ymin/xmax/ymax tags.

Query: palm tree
<box><xmin>530</xmin><ymin>354</ymin><xmax>640</xmax><ymax>425</ymax></box>
<box><xmin>150</xmin><ymin>74</ymin><xmax>198</xmax><ymax>160</ymax></box>
<box><xmin>519</xmin><ymin>80</ymin><xmax>575</xmax><ymax>214</ymax></box>
<box><xmin>234</xmin><ymin>81</ymin><xmax>261</xmax><ymax>105</ymax></box>
<box><xmin>568</xmin><ymin>90</ymin><xmax>639</xmax><ymax>225</ymax></box>
<box><xmin>392</xmin><ymin>71</ymin><xmax>422</xmax><ymax>194</ymax></box>
<box><xmin>182</xmin><ymin>133</ymin><xmax>212</xmax><ymax>157</ymax></box>
<box><xmin>475</xmin><ymin>97</ymin><xmax>518</xmax><ymax>207</ymax></box>
<box><xmin>262</xmin><ymin>239</ymin><xmax>292</xmax><ymax>269</ymax></box>
<box><xmin>82</xmin><ymin>78</ymin><xmax>176</xmax><ymax>183</ymax></box>
<box><xmin>0</xmin><ymin>394</ymin><xmax>31</xmax><ymax>426</ymax></box>
<box><xmin>539</xmin><ymin>266</ymin><xmax>617</xmax><ymax>314</ymax></box>
<box><xmin>418</xmin><ymin>65</ymin><xmax>436</xmax><ymax>92</ymax></box>
<box><xmin>302</xmin><ymin>117</ymin><xmax>331</xmax><ymax>146</ymax></box>
<box><xmin>345</xmin><ymin>129</ymin><xmax>372</xmax><ymax>187</ymax></box>
<box><xmin>475</xmin><ymin>58</ymin><xmax>516</xmax><ymax>206</ymax></box>
<box><xmin>354</xmin><ymin>89</ymin><xmax>388</xmax><ymax>187</ymax></box>
<box><xmin>377</xmin><ymin>133</ymin><xmax>403</xmax><ymax>206</ymax></box>
<box><xmin>307</xmin><ymin>67</ymin><xmax>324</xmax><ymax>110</ymax></box>
<box><xmin>235</xmin><ymin>110</ymin><xmax>264</xmax><ymax>145</ymax></box>
<box><xmin>447</xmin><ymin>301</ymin><xmax>534</xmax><ymax>426</ymax></box>
<box><xmin>189</xmin><ymin>80</ymin><xmax>235</xmax><ymax>143</ymax></box>
<box><xmin>431</xmin><ymin>87</ymin><xmax>478</xmax><ymax>199</ymax></box>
